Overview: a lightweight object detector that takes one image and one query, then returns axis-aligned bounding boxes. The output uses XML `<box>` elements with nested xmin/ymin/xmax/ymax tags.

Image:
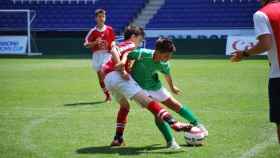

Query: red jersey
<box><xmin>102</xmin><ymin>40</ymin><xmax>136</xmax><ymax>76</ymax></box>
<box><xmin>84</xmin><ymin>25</ymin><xmax>115</xmax><ymax>53</ymax></box>
<box><xmin>256</xmin><ymin>2</ymin><xmax>280</xmax><ymax>78</ymax></box>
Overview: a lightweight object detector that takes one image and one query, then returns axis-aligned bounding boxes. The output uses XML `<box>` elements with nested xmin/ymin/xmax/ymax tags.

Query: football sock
<box><xmin>98</xmin><ymin>78</ymin><xmax>109</xmax><ymax>93</ymax></box>
<box><xmin>178</xmin><ymin>105</ymin><xmax>199</xmax><ymax>126</ymax></box>
<box><xmin>155</xmin><ymin>118</ymin><xmax>173</xmax><ymax>143</ymax></box>
<box><xmin>104</xmin><ymin>90</ymin><xmax>111</xmax><ymax>98</ymax></box>
<box><xmin>147</xmin><ymin>101</ymin><xmax>176</xmax><ymax>125</ymax></box>
<box><xmin>99</xmin><ymin>78</ymin><xmax>106</xmax><ymax>89</ymax></box>
<box><xmin>114</xmin><ymin>106</ymin><xmax>129</xmax><ymax>140</ymax></box>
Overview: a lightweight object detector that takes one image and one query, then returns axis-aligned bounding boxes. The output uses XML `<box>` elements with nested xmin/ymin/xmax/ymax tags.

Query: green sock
<box><xmin>178</xmin><ymin>105</ymin><xmax>199</xmax><ymax>126</ymax></box>
<box><xmin>155</xmin><ymin>118</ymin><xmax>173</xmax><ymax>143</ymax></box>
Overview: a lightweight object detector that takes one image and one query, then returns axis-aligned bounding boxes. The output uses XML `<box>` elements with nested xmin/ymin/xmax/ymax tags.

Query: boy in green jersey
<box><xmin>126</xmin><ymin>38</ymin><xmax>208</xmax><ymax>149</ymax></box>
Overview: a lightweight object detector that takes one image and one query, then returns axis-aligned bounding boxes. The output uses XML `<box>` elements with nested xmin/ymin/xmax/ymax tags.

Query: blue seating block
<box><xmin>146</xmin><ymin>0</ymin><xmax>259</xmax><ymax>29</ymax></box>
<box><xmin>0</xmin><ymin>0</ymin><xmax>146</xmax><ymax>32</ymax></box>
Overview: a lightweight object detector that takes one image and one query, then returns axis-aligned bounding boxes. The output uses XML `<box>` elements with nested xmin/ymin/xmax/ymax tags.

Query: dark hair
<box><xmin>262</xmin><ymin>0</ymin><xmax>279</xmax><ymax>6</ymax></box>
<box><xmin>95</xmin><ymin>9</ymin><xmax>106</xmax><ymax>17</ymax></box>
<box><xmin>155</xmin><ymin>38</ymin><xmax>176</xmax><ymax>53</ymax></box>
<box><xmin>124</xmin><ymin>25</ymin><xmax>145</xmax><ymax>40</ymax></box>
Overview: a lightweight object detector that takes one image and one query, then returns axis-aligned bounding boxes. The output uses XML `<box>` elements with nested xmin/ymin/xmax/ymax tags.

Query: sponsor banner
<box><xmin>0</xmin><ymin>36</ymin><xmax>27</xmax><ymax>54</ymax></box>
<box><xmin>145</xmin><ymin>29</ymin><xmax>254</xmax><ymax>39</ymax></box>
<box><xmin>226</xmin><ymin>36</ymin><xmax>267</xmax><ymax>55</ymax></box>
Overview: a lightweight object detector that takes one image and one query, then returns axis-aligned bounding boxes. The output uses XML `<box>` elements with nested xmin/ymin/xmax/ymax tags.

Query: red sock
<box><xmin>99</xmin><ymin>80</ymin><xmax>105</xmax><ymax>90</ymax></box>
<box><xmin>104</xmin><ymin>89</ymin><xmax>110</xmax><ymax>97</ymax></box>
<box><xmin>115</xmin><ymin>106</ymin><xmax>129</xmax><ymax>139</ymax></box>
<box><xmin>147</xmin><ymin>101</ymin><xmax>171</xmax><ymax>121</ymax></box>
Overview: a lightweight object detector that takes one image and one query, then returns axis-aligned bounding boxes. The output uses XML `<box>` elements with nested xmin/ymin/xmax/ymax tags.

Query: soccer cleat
<box><xmin>196</xmin><ymin>124</ymin><xmax>208</xmax><ymax>137</ymax></box>
<box><xmin>171</xmin><ymin>122</ymin><xmax>193</xmax><ymax>132</ymax></box>
<box><xmin>110</xmin><ymin>139</ymin><xmax>125</xmax><ymax>147</ymax></box>
<box><xmin>167</xmin><ymin>139</ymin><xmax>181</xmax><ymax>150</ymax></box>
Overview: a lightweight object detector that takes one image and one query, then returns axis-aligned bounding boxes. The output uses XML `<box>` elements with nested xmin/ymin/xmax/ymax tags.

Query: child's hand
<box><xmin>171</xmin><ymin>86</ymin><xmax>181</xmax><ymax>95</ymax></box>
<box><xmin>121</xmin><ymin>71</ymin><xmax>130</xmax><ymax>80</ymax></box>
<box><xmin>114</xmin><ymin>61</ymin><xmax>125</xmax><ymax>71</ymax></box>
<box><xmin>230</xmin><ymin>50</ymin><xmax>244</xmax><ymax>62</ymax></box>
<box><xmin>126</xmin><ymin>60</ymin><xmax>135</xmax><ymax>73</ymax></box>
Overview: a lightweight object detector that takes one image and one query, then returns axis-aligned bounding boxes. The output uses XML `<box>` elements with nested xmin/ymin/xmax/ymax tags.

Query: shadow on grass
<box><xmin>64</xmin><ymin>101</ymin><xmax>106</xmax><ymax>106</ymax></box>
<box><xmin>180</xmin><ymin>144</ymin><xmax>204</xmax><ymax>148</ymax></box>
<box><xmin>0</xmin><ymin>54</ymin><xmax>91</xmax><ymax>59</ymax></box>
<box><xmin>76</xmin><ymin>144</ymin><xmax>185</xmax><ymax>156</ymax></box>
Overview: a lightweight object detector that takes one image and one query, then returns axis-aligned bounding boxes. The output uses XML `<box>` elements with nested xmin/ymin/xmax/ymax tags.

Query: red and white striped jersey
<box><xmin>102</xmin><ymin>40</ymin><xmax>136</xmax><ymax>77</ymax></box>
<box><xmin>254</xmin><ymin>2</ymin><xmax>280</xmax><ymax>78</ymax></box>
<box><xmin>84</xmin><ymin>25</ymin><xmax>115</xmax><ymax>53</ymax></box>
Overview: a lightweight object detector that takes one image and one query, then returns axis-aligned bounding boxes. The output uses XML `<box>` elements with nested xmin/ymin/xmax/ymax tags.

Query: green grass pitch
<box><xmin>0</xmin><ymin>55</ymin><xmax>279</xmax><ymax>158</ymax></box>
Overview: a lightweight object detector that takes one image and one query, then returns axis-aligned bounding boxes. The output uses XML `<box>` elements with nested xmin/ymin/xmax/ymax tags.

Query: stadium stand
<box><xmin>0</xmin><ymin>0</ymin><xmax>260</xmax><ymax>32</ymax></box>
<box><xmin>0</xmin><ymin>0</ymin><xmax>147</xmax><ymax>33</ymax></box>
<box><xmin>0</xmin><ymin>0</ymin><xmax>260</xmax><ymax>52</ymax></box>
<box><xmin>146</xmin><ymin>0</ymin><xmax>260</xmax><ymax>29</ymax></box>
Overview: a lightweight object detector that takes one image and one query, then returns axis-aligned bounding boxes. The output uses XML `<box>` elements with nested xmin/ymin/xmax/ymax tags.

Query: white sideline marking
<box><xmin>21</xmin><ymin>113</ymin><xmax>61</xmax><ymax>158</ymax></box>
<box><xmin>239</xmin><ymin>135</ymin><xmax>277</xmax><ymax>158</ymax></box>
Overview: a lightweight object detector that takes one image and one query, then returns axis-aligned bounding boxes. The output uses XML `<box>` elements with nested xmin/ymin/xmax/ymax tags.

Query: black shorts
<box><xmin>269</xmin><ymin>78</ymin><xmax>280</xmax><ymax>123</ymax></box>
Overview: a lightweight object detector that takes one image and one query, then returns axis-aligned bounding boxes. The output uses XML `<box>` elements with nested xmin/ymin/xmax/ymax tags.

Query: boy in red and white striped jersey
<box><xmin>231</xmin><ymin>0</ymin><xmax>280</xmax><ymax>144</ymax></box>
<box><xmin>84</xmin><ymin>9</ymin><xmax>116</xmax><ymax>102</ymax></box>
<box><xmin>102</xmin><ymin>25</ymin><xmax>195</xmax><ymax>147</ymax></box>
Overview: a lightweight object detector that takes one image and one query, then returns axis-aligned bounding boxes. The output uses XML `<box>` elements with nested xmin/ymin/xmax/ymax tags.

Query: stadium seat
<box><xmin>0</xmin><ymin>0</ymin><xmax>147</xmax><ymax>33</ymax></box>
<box><xmin>146</xmin><ymin>0</ymin><xmax>258</xmax><ymax>29</ymax></box>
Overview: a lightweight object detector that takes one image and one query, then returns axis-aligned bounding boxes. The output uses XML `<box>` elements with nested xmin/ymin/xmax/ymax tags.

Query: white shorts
<box><xmin>104</xmin><ymin>71</ymin><xmax>142</xmax><ymax>101</ymax></box>
<box><xmin>144</xmin><ymin>87</ymin><xmax>171</xmax><ymax>102</ymax></box>
<box><xmin>92</xmin><ymin>52</ymin><xmax>112</xmax><ymax>71</ymax></box>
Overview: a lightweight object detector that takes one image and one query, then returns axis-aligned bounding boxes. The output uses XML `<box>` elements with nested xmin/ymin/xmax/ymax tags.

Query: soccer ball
<box><xmin>184</xmin><ymin>126</ymin><xmax>205</xmax><ymax>146</ymax></box>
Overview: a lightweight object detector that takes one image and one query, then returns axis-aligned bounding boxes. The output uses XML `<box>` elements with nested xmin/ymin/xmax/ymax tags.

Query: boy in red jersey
<box><xmin>231</xmin><ymin>0</ymin><xmax>280</xmax><ymax>144</ymax></box>
<box><xmin>84</xmin><ymin>9</ymin><xmax>116</xmax><ymax>102</ymax></box>
<box><xmin>102</xmin><ymin>25</ymin><xmax>195</xmax><ymax>147</ymax></box>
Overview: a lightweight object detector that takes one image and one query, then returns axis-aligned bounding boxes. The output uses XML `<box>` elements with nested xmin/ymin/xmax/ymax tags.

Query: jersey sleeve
<box><xmin>110</xmin><ymin>28</ymin><xmax>116</xmax><ymax>42</ymax></box>
<box><xmin>119</xmin><ymin>43</ymin><xmax>136</xmax><ymax>58</ymax></box>
<box><xmin>84</xmin><ymin>29</ymin><xmax>94</xmax><ymax>44</ymax></box>
<box><xmin>109</xmin><ymin>28</ymin><xmax>116</xmax><ymax>50</ymax></box>
<box><xmin>253</xmin><ymin>11</ymin><xmax>272</xmax><ymax>38</ymax></box>
<box><xmin>160</xmin><ymin>62</ymin><xmax>171</xmax><ymax>75</ymax></box>
<box><xmin>127</xmin><ymin>49</ymin><xmax>142</xmax><ymax>60</ymax></box>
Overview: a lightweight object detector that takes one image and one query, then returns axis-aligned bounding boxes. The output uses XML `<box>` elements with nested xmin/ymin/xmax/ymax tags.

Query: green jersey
<box><xmin>128</xmin><ymin>48</ymin><xmax>171</xmax><ymax>90</ymax></box>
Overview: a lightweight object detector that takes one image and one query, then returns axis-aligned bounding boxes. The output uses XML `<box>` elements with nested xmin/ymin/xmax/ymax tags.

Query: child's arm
<box><xmin>118</xmin><ymin>52</ymin><xmax>130</xmax><ymax>80</ymax></box>
<box><xmin>110</xmin><ymin>45</ymin><xmax>121</xmax><ymax>64</ymax></box>
<box><xmin>121</xmin><ymin>52</ymin><xmax>129</xmax><ymax>65</ymax></box>
<box><xmin>164</xmin><ymin>74</ymin><xmax>181</xmax><ymax>95</ymax></box>
<box><xmin>126</xmin><ymin>59</ymin><xmax>135</xmax><ymax>73</ymax></box>
<box><xmin>112</xmin><ymin>50</ymin><xmax>130</xmax><ymax>80</ymax></box>
<box><xmin>114</xmin><ymin>46</ymin><xmax>138</xmax><ymax>71</ymax></box>
<box><xmin>111</xmin><ymin>46</ymin><xmax>130</xmax><ymax>80</ymax></box>
<box><xmin>115</xmin><ymin>48</ymin><xmax>140</xmax><ymax>79</ymax></box>
<box><xmin>84</xmin><ymin>38</ymin><xmax>102</xmax><ymax>48</ymax></box>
